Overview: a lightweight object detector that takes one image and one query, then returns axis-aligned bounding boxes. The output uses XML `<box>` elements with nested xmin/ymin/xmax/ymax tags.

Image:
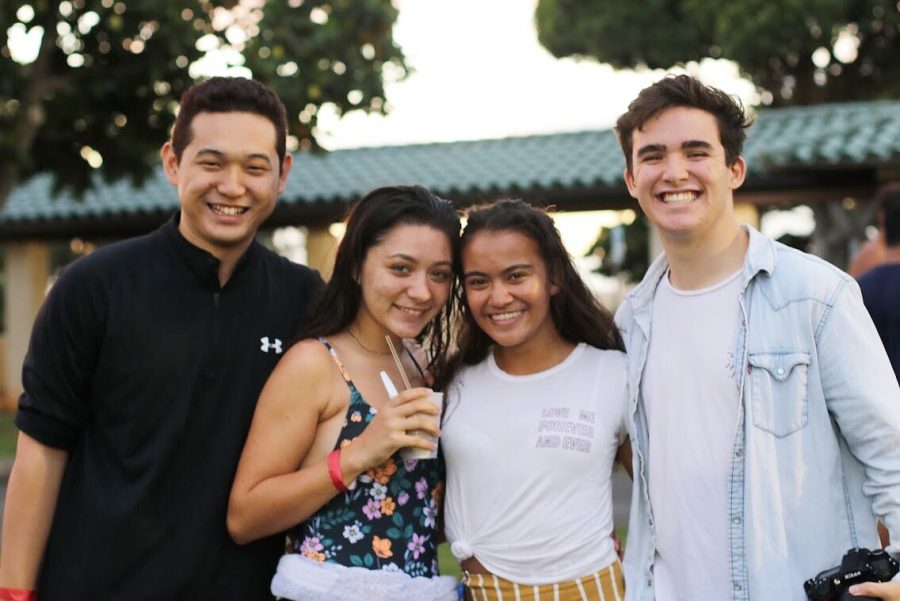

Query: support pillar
<box><xmin>735</xmin><ymin>202</ymin><xmax>760</xmax><ymax>230</ymax></box>
<box><xmin>810</xmin><ymin>198</ymin><xmax>876</xmax><ymax>270</ymax></box>
<box><xmin>2</xmin><ymin>241</ymin><xmax>50</xmax><ymax>411</ymax></box>
<box><xmin>305</xmin><ymin>226</ymin><xmax>338</xmax><ymax>281</ymax></box>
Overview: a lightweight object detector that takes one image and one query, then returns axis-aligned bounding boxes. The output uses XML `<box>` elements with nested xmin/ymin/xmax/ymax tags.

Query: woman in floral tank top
<box><xmin>228</xmin><ymin>186</ymin><xmax>460</xmax><ymax>600</ymax></box>
<box><xmin>293</xmin><ymin>337</ymin><xmax>444</xmax><ymax>576</ymax></box>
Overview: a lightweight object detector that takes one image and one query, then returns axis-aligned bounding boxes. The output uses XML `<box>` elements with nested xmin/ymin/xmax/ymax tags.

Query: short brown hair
<box><xmin>170</xmin><ymin>77</ymin><xmax>288</xmax><ymax>166</ymax></box>
<box><xmin>615</xmin><ymin>75</ymin><xmax>754</xmax><ymax>172</ymax></box>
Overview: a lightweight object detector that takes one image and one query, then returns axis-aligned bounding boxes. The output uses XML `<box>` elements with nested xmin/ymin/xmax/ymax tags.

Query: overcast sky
<box><xmin>314</xmin><ymin>0</ymin><xmax>757</xmax><ymax>151</ymax></box>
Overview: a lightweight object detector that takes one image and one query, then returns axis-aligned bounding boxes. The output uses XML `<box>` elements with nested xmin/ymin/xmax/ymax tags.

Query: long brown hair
<box><xmin>301</xmin><ymin>185</ymin><xmax>461</xmax><ymax>384</ymax></box>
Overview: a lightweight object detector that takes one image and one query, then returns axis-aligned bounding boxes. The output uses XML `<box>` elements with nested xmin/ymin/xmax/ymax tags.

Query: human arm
<box><xmin>0</xmin><ymin>259</ymin><xmax>103</xmax><ymax>588</ymax></box>
<box><xmin>616</xmin><ymin>438</ymin><xmax>634</xmax><ymax>479</ymax></box>
<box><xmin>818</xmin><ymin>279</ymin><xmax>900</xmax><ymax>555</ymax></box>
<box><xmin>0</xmin><ymin>433</ymin><xmax>68</xmax><ymax>589</ymax></box>
<box><xmin>227</xmin><ymin>341</ymin><xmax>441</xmax><ymax>544</ymax></box>
<box><xmin>848</xmin><ymin>235</ymin><xmax>885</xmax><ymax>279</ymax></box>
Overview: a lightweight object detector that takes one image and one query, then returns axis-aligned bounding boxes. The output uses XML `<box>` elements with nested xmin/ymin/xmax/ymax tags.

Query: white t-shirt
<box><xmin>642</xmin><ymin>270</ymin><xmax>742</xmax><ymax>601</ymax></box>
<box><xmin>443</xmin><ymin>343</ymin><xmax>628</xmax><ymax>584</ymax></box>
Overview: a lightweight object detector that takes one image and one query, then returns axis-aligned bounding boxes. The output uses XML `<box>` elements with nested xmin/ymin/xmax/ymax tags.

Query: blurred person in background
<box><xmin>857</xmin><ymin>183</ymin><xmax>900</xmax><ymax>381</ymax></box>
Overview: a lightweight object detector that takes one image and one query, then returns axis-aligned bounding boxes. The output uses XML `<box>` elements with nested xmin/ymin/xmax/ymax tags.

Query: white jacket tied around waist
<box><xmin>271</xmin><ymin>554</ymin><xmax>458</xmax><ymax>601</ymax></box>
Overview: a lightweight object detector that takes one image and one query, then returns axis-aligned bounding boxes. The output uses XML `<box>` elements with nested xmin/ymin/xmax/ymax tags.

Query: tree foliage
<box><xmin>0</xmin><ymin>0</ymin><xmax>406</xmax><ymax>208</ymax></box>
<box><xmin>587</xmin><ymin>216</ymin><xmax>650</xmax><ymax>283</ymax></box>
<box><xmin>536</xmin><ymin>0</ymin><xmax>899</xmax><ymax>106</ymax></box>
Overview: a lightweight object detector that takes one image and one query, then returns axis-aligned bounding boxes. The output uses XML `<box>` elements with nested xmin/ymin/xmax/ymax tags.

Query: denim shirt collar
<box><xmin>626</xmin><ymin>225</ymin><xmax>776</xmax><ymax>329</ymax></box>
<box><xmin>742</xmin><ymin>224</ymin><xmax>776</xmax><ymax>282</ymax></box>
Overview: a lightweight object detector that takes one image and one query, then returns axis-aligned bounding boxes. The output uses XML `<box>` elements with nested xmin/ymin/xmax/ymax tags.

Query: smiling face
<box><xmin>624</xmin><ymin>106</ymin><xmax>746</xmax><ymax>246</ymax></box>
<box><xmin>161</xmin><ymin>111</ymin><xmax>291</xmax><ymax>261</ymax></box>
<box><xmin>355</xmin><ymin>223</ymin><xmax>454</xmax><ymax>341</ymax></box>
<box><xmin>462</xmin><ymin>229</ymin><xmax>561</xmax><ymax>356</ymax></box>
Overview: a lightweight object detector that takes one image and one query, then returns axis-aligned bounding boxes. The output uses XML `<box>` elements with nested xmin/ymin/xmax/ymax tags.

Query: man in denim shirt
<box><xmin>613</xmin><ymin>75</ymin><xmax>900</xmax><ymax>601</ymax></box>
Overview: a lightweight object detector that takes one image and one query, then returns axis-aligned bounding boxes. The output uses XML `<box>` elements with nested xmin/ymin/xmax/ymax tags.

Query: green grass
<box><xmin>438</xmin><ymin>542</ymin><xmax>461</xmax><ymax>578</ymax></box>
<box><xmin>0</xmin><ymin>412</ymin><xmax>17</xmax><ymax>457</ymax></box>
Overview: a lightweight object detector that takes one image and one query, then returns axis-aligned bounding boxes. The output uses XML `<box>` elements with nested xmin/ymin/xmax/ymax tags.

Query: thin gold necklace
<box><xmin>347</xmin><ymin>329</ymin><xmax>393</xmax><ymax>355</ymax></box>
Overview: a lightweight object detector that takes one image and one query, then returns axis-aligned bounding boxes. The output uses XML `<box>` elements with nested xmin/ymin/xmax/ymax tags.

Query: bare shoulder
<box><xmin>273</xmin><ymin>338</ymin><xmax>336</xmax><ymax>378</ymax></box>
<box><xmin>258</xmin><ymin>338</ymin><xmax>338</xmax><ymax>414</ymax></box>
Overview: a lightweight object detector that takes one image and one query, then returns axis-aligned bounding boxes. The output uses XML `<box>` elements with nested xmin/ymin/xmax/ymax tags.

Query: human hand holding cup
<box><xmin>380</xmin><ymin>371</ymin><xmax>442</xmax><ymax>461</ymax></box>
<box><xmin>400</xmin><ymin>390</ymin><xmax>442</xmax><ymax>460</ymax></box>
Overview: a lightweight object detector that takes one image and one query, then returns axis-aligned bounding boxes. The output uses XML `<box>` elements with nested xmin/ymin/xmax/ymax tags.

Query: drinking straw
<box><xmin>379</xmin><ymin>371</ymin><xmax>399</xmax><ymax>397</ymax></box>
<box><xmin>385</xmin><ymin>336</ymin><xmax>412</xmax><ymax>390</ymax></box>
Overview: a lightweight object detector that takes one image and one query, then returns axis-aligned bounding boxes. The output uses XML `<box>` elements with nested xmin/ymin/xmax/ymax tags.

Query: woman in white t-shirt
<box><xmin>441</xmin><ymin>199</ymin><xmax>632</xmax><ymax>601</ymax></box>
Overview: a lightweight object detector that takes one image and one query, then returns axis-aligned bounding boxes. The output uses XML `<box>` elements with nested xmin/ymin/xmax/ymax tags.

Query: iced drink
<box><xmin>400</xmin><ymin>391</ymin><xmax>443</xmax><ymax>461</ymax></box>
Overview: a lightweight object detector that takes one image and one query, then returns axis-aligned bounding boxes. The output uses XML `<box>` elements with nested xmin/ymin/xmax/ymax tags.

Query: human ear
<box><xmin>161</xmin><ymin>142</ymin><xmax>179</xmax><ymax>186</ymax></box>
<box><xmin>277</xmin><ymin>153</ymin><xmax>293</xmax><ymax>193</ymax></box>
<box><xmin>624</xmin><ymin>168</ymin><xmax>638</xmax><ymax>199</ymax></box>
<box><xmin>729</xmin><ymin>156</ymin><xmax>747</xmax><ymax>189</ymax></box>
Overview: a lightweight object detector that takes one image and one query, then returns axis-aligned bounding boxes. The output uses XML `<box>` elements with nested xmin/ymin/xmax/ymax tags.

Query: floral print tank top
<box><xmin>290</xmin><ymin>338</ymin><xmax>445</xmax><ymax>576</ymax></box>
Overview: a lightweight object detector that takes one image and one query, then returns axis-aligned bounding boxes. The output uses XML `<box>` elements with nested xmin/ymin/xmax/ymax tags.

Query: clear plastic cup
<box><xmin>399</xmin><ymin>391</ymin><xmax>443</xmax><ymax>461</ymax></box>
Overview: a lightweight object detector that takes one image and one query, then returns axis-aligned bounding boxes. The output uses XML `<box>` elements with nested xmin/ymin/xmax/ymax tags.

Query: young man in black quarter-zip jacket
<box><xmin>0</xmin><ymin>77</ymin><xmax>322</xmax><ymax>601</ymax></box>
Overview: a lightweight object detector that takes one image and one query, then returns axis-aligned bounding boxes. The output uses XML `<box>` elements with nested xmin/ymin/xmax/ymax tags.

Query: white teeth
<box><xmin>490</xmin><ymin>311</ymin><xmax>522</xmax><ymax>321</ymax></box>
<box><xmin>660</xmin><ymin>192</ymin><xmax>697</xmax><ymax>204</ymax></box>
<box><xmin>210</xmin><ymin>204</ymin><xmax>247</xmax><ymax>216</ymax></box>
<box><xmin>397</xmin><ymin>306</ymin><xmax>424</xmax><ymax>315</ymax></box>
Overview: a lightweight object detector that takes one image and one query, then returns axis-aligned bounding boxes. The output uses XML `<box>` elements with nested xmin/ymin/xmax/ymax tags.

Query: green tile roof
<box><xmin>2</xmin><ymin>99</ymin><xmax>899</xmax><ymax>229</ymax></box>
<box><xmin>744</xmin><ymin>100</ymin><xmax>900</xmax><ymax>168</ymax></box>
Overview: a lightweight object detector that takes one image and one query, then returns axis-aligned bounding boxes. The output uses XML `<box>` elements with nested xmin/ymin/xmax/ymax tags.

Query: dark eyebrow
<box><xmin>635</xmin><ymin>144</ymin><xmax>666</xmax><ymax>157</ymax></box>
<box><xmin>464</xmin><ymin>264</ymin><xmax>532</xmax><ymax>277</ymax></box>
<box><xmin>195</xmin><ymin>148</ymin><xmax>273</xmax><ymax>165</ymax></box>
<box><xmin>503</xmin><ymin>263</ymin><xmax>533</xmax><ymax>274</ymax></box>
<box><xmin>389</xmin><ymin>254</ymin><xmax>453</xmax><ymax>269</ymax></box>
<box><xmin>636</xmin><ymin>140</ymin><xmax>713</xmax><ymax>158</ymax></box>
<box><xmin>682</xmin><ymin>140</ymin><xmax>713</xmax><ymax>151</ymax></box>
<box><xmin>195</xmin><ymin>149</ymin><xmax>225</xmax><ymax>160</ymax></box>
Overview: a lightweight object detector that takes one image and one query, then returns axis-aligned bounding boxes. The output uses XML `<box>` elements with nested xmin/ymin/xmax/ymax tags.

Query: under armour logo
<box><xmin>260</xmin><ymin>337</ymin><xmax>283</xmax><ymax>354</ymax></box>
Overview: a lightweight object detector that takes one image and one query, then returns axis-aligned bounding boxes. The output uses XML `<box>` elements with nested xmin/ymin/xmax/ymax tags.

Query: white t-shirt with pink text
<box><xmin>443</xmin><ymin>343</ymin><xmax>628</xmax><ymax>584</ymax></box>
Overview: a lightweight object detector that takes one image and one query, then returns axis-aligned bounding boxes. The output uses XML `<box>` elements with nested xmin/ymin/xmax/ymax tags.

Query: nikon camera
<box><xmin>804</xmin><ymin>547</ymin><xmax>899</xmax><ymax>601</ymax></box>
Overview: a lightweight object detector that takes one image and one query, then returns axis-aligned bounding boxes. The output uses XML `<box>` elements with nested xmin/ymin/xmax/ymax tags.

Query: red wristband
<box><xmin>0</xmin><ymin>588</ymin><xmax>37</xmax><ymax>601</ymax></box>
<box><xmin>327</xmin><ymin>449</ymin><xmax>349</xmax><ymax>493</ymax></box>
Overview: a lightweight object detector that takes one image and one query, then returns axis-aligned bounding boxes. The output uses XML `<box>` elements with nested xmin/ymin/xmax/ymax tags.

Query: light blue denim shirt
<box><xmin>616</xmin><ymin>226</ymin><xmax>900</xmax><ymax>601</ymax></box>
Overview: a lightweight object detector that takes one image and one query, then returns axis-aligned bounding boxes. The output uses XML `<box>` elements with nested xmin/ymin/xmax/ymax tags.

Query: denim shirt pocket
<box><xmin>748</xmin><ymin>351</ymin><xmax>811</xmax><ymax>436</ymax></box>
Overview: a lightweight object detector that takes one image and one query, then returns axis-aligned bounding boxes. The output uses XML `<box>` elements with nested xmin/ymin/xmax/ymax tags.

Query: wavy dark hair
<box><xmin>452</xmin><ymin>199</ymin><xmax>623</xmax><ymax>373</ymax></box>
<box><xmin>301</xmin><ymin>185</ymin><xmax>461</xmax><ymax>383</ymax></box>
<box><xmin>615</xmin><ymin>74</ymin><xmax>754</xmax><ymax>173</ymax></box>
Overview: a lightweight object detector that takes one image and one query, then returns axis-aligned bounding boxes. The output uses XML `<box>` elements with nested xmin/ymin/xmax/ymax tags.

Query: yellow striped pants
<box><xmin>462</xmin><ymin>560</ymin><xmax>624</xmax><ymax>601</ymax></box>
